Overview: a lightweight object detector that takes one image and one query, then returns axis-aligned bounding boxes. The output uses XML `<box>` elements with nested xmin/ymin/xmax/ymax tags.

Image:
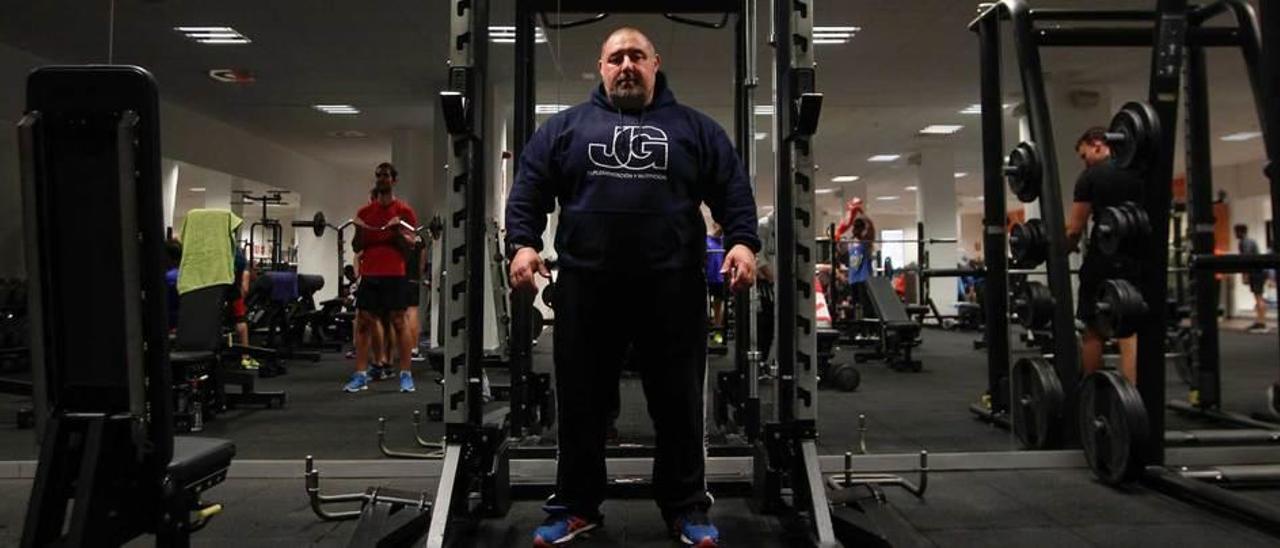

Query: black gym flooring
<box><xmin>1</xmin><ymin>327</ymin><xmax>1279</xmax><ymax>545</ymax></box>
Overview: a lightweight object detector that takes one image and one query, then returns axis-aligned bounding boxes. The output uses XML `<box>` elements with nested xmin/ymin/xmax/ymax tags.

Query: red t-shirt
<box><xmin>356</xmin><ymin>198</ymin><xmax>419</xmax><ymax>277</ymax></box>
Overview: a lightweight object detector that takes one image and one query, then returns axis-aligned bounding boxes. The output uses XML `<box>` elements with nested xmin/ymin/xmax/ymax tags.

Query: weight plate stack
<box><xmin>1010</xmin><ymin>218</ymin><xmax>1049</xmax><ymax>268</ymax></box>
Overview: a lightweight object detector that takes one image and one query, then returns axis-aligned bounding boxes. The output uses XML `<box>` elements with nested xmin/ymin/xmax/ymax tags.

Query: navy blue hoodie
<box><xmin>504</xmin><ymin>72</ymin><xmax>761</xmax><ymax>272</ymax></box>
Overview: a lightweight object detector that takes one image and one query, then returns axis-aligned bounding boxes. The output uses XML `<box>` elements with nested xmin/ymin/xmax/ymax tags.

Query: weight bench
<box><xmin>853</xmin><ymin>277</ymin><xmax>923</xmax><ymax>372</ymax></box>
<box><xmin>19</xmin><ymin>65</ymin><xmax>232</xmax><ymax>547</ymax></box>
<box><xmin>171</xmin><ymin>284</ymin><xmax>287</xmax><ymax>432</ymax></box>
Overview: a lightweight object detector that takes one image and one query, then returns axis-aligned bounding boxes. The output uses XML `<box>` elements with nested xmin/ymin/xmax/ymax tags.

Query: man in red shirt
<box><xmin>344</xmin><ymin>162</ymin><xmax>420</xmax><ymax>393</ymax></box>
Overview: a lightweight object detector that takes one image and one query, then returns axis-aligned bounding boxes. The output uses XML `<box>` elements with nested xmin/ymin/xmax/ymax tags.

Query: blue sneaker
<box><xmin>343</xmin><ymin>371</ymin><xmax>369</xmax><ymax>393</ymax></box>
<box><xmin>399</xmin><ymin>371</ymin><xmax>416</xmax><ymax>393</ymax></box>
<box><xmin>533</xmin><ymin>507</ymin><xmax>600</xmax><ymax>547</ymax></box>
<box><xmin>670</xmin><ymin>508</ymin><xmax>719</xmax><ymax>547</ymax></box>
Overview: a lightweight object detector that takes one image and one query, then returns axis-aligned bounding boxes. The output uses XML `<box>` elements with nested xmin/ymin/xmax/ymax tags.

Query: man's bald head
<box><xmin>598</xmin><ymin>27</ymin><xmax>661</xmax><ymax>110</ymax></box>
<box><xmin>600</xmin><ymin>27</ymin><xmax>657</xmax><ymax>58</ymax></box>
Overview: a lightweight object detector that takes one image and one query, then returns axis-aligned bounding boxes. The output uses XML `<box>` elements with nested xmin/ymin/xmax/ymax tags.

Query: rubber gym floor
<box><xmin>1</xmin><ymin>326</ymin><xmax>1278</xmax><ymax>546</ymax></box>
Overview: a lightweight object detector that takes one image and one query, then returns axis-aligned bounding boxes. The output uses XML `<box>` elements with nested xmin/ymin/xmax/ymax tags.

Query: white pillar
<box><xmin>916</xmin><ymin>142</ymin><xmax>959</xmax><ymax>313</ymax></box>
<box><xmin>161</xmin><ymin>159</ymin><xmax>180</xmax><ymax>232</ymax></box>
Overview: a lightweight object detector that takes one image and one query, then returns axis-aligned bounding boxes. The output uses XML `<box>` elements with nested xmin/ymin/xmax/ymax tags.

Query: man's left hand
<box><xmin>721</xmin><ymin>244</ymin><xmax>757</xmax><ymax>293</ymax></box>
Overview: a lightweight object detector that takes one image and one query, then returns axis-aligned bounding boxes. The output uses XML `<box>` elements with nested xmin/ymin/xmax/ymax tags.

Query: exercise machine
<box><xmin>19</xmin><ymin>65</ymin><xmax>234</xmax><ymax>547</ymax></box>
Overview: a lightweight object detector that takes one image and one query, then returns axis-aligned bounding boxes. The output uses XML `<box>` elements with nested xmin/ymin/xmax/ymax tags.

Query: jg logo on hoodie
<box><xmin>588</xmin><ymin>125</ymin><xmax>669</xmax><ymax>180</ymax></box>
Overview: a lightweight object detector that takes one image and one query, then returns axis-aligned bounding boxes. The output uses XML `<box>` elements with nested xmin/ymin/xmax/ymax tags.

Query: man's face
<box><xmin>1077</xmin><ymin>141</ymin><xmax>1110</xmax><ymax>167</ymax></box>
<box><xmin>598</xmin><ymin>30</ymin><xmax>660</xmax><ymax>111</ymax></box>
<box><xmin>375</xmin><ymin>168</ymin><xmax>395</xmax><ymax>205</ymax></box>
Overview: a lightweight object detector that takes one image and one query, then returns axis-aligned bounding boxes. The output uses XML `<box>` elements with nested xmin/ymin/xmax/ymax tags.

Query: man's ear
<box><xmin>653</xmin><ymin>53</ymin><xmax>661</xmax><ymax>71</ymax></box>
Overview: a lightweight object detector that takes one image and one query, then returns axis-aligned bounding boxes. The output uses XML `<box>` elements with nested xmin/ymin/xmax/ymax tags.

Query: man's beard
<box><xmin>609</xmin><ymin>81</ymin><xmax>647</xmax><ymax>111</ymax></box>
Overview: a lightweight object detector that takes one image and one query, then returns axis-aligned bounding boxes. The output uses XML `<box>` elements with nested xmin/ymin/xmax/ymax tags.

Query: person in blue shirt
<box><xmin>504</xmin><ymin>27</ymin><xmax>760</xmax><ymax>548</ymax></box>
<box><xmin>706</xmin><ymin>223</ymin><xmax>727</xmax><ymax>344</ymax></box>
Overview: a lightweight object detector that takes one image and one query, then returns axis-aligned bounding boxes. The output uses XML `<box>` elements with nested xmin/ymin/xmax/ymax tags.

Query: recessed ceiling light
<box><xmin>920</xmin><ymin>124</ymin><xmax>963</xmax><ymax>135</ymax></box>
<box><xmin>831</xmin><ymin>175</ymin><xmax>860</xmax><ymax>183</ymax></box>
<box><xmin>1220</xmin><ymin>131</ymin><xmax>1262</xmax><ymax>142</ymax></box>
<box><xmin>813</xmin><ymin>26</ymin><xmax>861</xmax><ymax>45</ymax></box>
<box><xmin>816</xmin><ymin>188</ymin><xmax>838</xmax><ymax>194</ymax></box>
<box><xmin>904</xmin><ymin>185</ymin><xmax>918</xmax><ymax>191</ymax></box>
<box><xmin>313</xmin><ymin>104</ymin><xmax>360</xmax><ymax>115</ymax></box>
<box><xmin>175</xmin><ymin>26</ymin><xmax>250</xmax><ymax>45</ymax></box>
<box><xmin>960</xmin><ymin>102</ymin><xmax>1014</xmax><ymax>114</ymax></box>
<box><xmin>875</xmin><ymin>195</ymin><xmax>900</xmax><ymax>201</ymax></box>
<box><xmin>954</xmin><ymin>172</ymin><xmax>969</xmax><ymax>178</ymax></box>
<box><xmin>868</xmin><ymin>154</ymin><xmax>900</xmax><ymax>162</ymax></box>
<box><xmin>754</xmin><ymin>132</ymin><xmax>768</xmax><ymax>141</ymax></box>
<box><xmin>535</xmin><ymin>104</ymin><xmax>571</xmax><ymax>114</ymax></box>
<box><xmin>189</xmin><ymin>187</ymin><xmax>206</xmax><ymax>192</ymax></box>
<box><xmin>754</xmin><ymin>105</ymin><xmax>774</xmax><ymax>116</ymax></box>
<box><xmin>488</xmin><ymin>26</ymin><xmax>548</xmax><ymax>44</ymax></box>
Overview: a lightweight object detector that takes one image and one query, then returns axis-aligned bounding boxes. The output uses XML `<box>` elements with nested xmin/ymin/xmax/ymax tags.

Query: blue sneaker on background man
<box><xmin>343</xmin><ymin>371</ymin><xmax>369</xmax><ymax>393</ymax></box>
<box><xmin>400</xmin><ymin>370</ymin><xmax>416</xmax><ymax>393</ymax></box>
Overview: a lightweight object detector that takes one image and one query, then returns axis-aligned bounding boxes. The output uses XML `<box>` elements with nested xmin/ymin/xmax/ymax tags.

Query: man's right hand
<box><xmin>509</xmin><ymin>247</ymin><xmax>550</xmax><ymax>292</ymax></box>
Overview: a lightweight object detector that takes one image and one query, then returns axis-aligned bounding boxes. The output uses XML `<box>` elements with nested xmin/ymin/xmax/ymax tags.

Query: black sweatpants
<box><xmin>550</xmin><ymin>266</ymin><xmax>712</xmax><ymax>518</ymax></box>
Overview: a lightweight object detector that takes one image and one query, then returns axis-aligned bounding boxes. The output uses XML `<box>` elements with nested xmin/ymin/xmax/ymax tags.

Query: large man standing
<box><xmin>505</xmin><ymin>27</ymin><xmax>759</xmax><ymax>548</ymax></box>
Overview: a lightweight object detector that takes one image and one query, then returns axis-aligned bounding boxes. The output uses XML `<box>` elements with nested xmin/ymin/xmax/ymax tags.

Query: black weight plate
<box><xmin>1007</xmin><ymin>142</ymin><xmax>1042</xmax><ymax>203</ymax></box>
<box><xmin>1117</xmin><ymin>280</ymin><xmax>1146</xmax><ymax>338</ymax></box>
<box><xmin>541</xmin><ymin>282</ymin><xmax>556</xmax><ymax>309</ymax></box>
<box><xmin>531</xmin><ymin>306</ymin><xmax>545</xmax><ymax>342</ymax></box>
<box><xmin>1078</xmin><ymin>370</ymin><xmax>1150</xmax><ymax>485</ymax></box>
<box><xmin>312</xmin><ymin>211</ymin><xmax>327</xmax><ymax>237</ymax></box>
<box><xmin>1093</xmin><ymin>206</ymin><xmax>1124</xmax><ymax>256</ymax></box>
<box><xmin>1011</xmin><ymin>357</ymin><xmax>1064</xmax><ymax>450</ymax></box>
<box><xmin>1020</xmin><ymin>282</ymin><xmax>1053</xmax><ymax>330</ymax></box>
<box><xmin>831</xmin><ymin>363</ymin><xmax>861</xmax><ymax>392</ymax></box>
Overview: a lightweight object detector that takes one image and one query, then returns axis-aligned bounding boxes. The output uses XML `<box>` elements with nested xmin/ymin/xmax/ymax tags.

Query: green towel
<box><xmin>177</xmin><ymin>209</ymin><xmax>243</xmax><ymax>295</ymax></box>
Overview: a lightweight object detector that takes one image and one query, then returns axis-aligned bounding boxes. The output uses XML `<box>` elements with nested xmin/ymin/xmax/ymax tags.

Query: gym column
<box><xmin>915</xmin><ymin>142</ymin><xmax>959</xmax><ymax>313</ymax></box>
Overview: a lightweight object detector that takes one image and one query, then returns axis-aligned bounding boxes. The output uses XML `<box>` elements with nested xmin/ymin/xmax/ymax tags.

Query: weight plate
<box><xmin>1010</xmin><ymin>218</ymin><xmax>1048</xmax><ymax>268</ymax></box>
<box><xmin>831</xmin><ymin>363</ymin><xmax>861</xmax><ymax>392</ymax></box>
<box><xmin>311</xmin><ymin>211</ymin><xmax>327</xmax><ymax>237</ymax></box>
<box><xmin>1010</xmin><ymin>357</ymin><xmax>1064</xmax><ymax>450</ymax></box>
<box><xmin>1018</xmin><ymin>281</ymin><xmax>1053</xmax><ymax>330</ymax></box>
<box><xmin>1108</xmin><ymin>102</ymin><xmax>1161</xmax><ymax>171</ymax></box>
<box><xmin>1006</xmin><ymin>141</ymin><xmax>1042</xmax><ymax>203</ymax></box>
<box><xmin>531</xmin><ymin>306</ymin><xmax>545</xmax><ymax>342</ymax></box>
<box><xmin>1078</xmin><ymin>370</ymin><xmax>1150</xmax><ymax>485</ymax></box>
<box><xmin>1093</xmin><ymin>206</ymin><xmax>1124</xmax><ymax>256</ymax></box>
<box><xmin>541</xmin><ymin>282</ymin><xmax>556</xmax><ymax>309</ymax></box>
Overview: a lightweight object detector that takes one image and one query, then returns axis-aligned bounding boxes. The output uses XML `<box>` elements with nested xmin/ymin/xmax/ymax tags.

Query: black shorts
<box><xmin>1247</xmin><ymin>272</ymin><xmax>1267</xmax><ymax>295</ymax></box>
<box><xmin>1076</xmin><ymin>254</ymin><xmax>1139</xmax><ymax>323</ymax></box>
<box><xmin>707</xmin><ymin>282</ymin><xmax>726</xmax><ymax>300</ymax></box>
<box><xmin>404</xmin><ymin>278</ymin><xmax>422</xmax><ymax>307</ymax></box>
<box><xmin>356</xmin><ymin>276</ymin><xmax>408</xmax><ymax>313</ymax></box>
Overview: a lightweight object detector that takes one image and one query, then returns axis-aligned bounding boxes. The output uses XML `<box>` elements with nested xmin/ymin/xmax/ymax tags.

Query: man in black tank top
<box><xmin>1067</xmin><ymin>127</ymin><xmax>1145</xmax><ymax>385</ymax></box>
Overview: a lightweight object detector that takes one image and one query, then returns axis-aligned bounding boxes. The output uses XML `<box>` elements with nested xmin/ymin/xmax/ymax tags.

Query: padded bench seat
<box><xmin>169</xmin><ymin>436</ymin><xmax>235</xmax><ymax>493</ymax></box>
